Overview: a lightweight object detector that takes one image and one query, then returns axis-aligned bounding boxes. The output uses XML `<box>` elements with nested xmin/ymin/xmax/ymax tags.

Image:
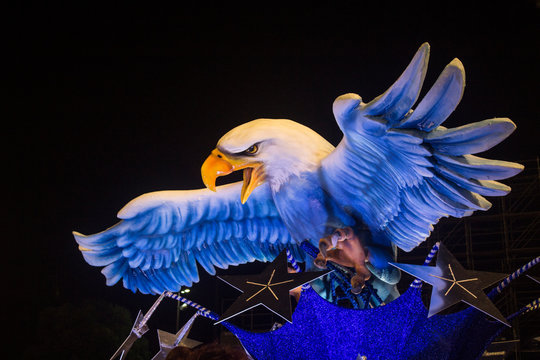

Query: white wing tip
<box><xmin>117</xmin><ymin>191</ymin><xmax>172</xmax><ymax>219</ymax></box>
<box><xmin>448</xmin><ymin>57</ymin><xmax>464</xmax><ymax>68</ymax></box>
<box><xmin>417</xmin><ymin>42</ymin><xmax>431</xmax><ymax>62</ymax></box>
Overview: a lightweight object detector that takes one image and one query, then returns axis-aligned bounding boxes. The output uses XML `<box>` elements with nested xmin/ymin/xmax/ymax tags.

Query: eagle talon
<box><xmin>313</xmin><ymin>254</ymin><xmax>328</xmax><ymax>269</ymax></box>
<box><xmin>315</xmin><ymin>227</ymin><xmax>373</xmax><ymax>293</ymax></box>
<box><xmin>350</xmin><ymin>274</ymin><xmax>366</xmax><ymax>294</ymax></box>
<box><xmin>315</xmin><ymin>233</ymin><xmax>337</xmax><ymax>268</ymax></box>
<box><xmin>331</xmin><ymin>227</ymin><xmax>354</xmax><ymax>246</ymax></box>
<box><xmin>319</xmin><ymin>237</ymin><xmax>331</xmax><ymax>258</ymax></box>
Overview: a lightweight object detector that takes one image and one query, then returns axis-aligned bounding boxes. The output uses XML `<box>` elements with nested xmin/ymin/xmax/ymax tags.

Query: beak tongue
<box><xmin>240</xmin><ymin>165</ymin><xmax>265</xmax><ymax>204</ymax></box>
<box><xmin>241</xmin><ymin>168</ymin><xmax>253</xmax><ymax>204</ymax></box>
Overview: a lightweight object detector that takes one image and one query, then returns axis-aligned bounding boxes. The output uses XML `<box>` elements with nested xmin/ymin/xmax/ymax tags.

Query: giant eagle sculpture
<box><xmin>74</xmin><ymin>43</ymin><xmax>523</xmax><ymax>300</ymax></box>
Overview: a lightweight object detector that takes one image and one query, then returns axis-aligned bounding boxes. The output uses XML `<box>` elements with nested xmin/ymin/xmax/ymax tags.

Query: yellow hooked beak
<box><xmin>201</xmin><ymin>149</ymin><xmax>265</xmax><ymax>204</ymax></box>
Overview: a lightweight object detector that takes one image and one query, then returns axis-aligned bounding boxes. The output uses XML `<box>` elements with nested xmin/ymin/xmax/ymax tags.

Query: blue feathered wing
<box><xmin>74</xmin><ymin>182</ymin><xmax>304</xmax><ymax>294</ymax></box>
<box><xmin>320</xmin><ymin>43</ymin><xmax>523</xmax><ymax>253</ymax></box>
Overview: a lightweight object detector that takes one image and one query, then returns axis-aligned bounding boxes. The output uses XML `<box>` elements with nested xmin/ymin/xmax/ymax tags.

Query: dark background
<box><xmin>9</xmin><ymin>1</ymin><xmax>539</xmax><ymax>358</ymax></box>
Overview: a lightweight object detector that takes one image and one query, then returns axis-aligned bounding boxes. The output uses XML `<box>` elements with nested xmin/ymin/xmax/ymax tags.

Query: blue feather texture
<box><xmin>321</xmin><ymin>42</ymin><xmax>523</xmax><ymax>253</ymax></box>
<box><xmin>74</xmin><ymin>182</ymin><xmax>304</xmax><ymax>294</ymax></box>
<box><xmin>74</xmin><ymin>43</ymin><xmax>523</xmax><ymax>294</ymax></box>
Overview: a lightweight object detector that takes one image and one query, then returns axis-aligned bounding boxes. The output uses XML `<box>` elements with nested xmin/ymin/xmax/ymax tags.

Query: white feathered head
<box><xmin>201</xmin><ymin>118</ymin><xmax>334</xmax><ymax>202</ymax></box>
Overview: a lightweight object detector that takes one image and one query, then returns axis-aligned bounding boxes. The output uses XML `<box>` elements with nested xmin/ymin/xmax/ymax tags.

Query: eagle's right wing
<box><xmin>320</xmin><ymin>43</ymin><xmax>523</xmax><ymax>258</ymax></box>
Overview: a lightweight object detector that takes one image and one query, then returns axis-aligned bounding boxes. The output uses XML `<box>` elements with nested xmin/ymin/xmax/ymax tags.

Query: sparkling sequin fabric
<box><xmin>222</xmin><ymin>287</ymin><xmax>503</xmax><ymax>360</ymax></box>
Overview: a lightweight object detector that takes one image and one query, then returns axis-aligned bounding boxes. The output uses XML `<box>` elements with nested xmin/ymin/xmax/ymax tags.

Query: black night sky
<box><xmin>10</xmin><ymin>1</ymin><xmax>539</xmax><ymax>357</ymax></box>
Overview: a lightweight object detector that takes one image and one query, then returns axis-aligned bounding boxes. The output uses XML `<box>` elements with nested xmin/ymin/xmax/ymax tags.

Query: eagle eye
<box><xmin>244</xmin><ymin>144</ymin><xmax>258</xmax><ymax>155</ymax></box>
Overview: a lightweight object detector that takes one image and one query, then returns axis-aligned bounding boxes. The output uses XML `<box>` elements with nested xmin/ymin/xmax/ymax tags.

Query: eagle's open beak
<box><xmin>201</xmin><ymin>149</ymin><xmax>265</xmax><ymax>204</ymax></box>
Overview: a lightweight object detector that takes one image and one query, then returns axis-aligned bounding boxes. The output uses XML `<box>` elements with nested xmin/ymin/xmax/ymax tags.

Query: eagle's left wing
<box><xmin>74</xmin><ymin>182</ymin><xmax>304</xmax><ymax>294</ymax></box>
<box><xmin>320</xmin><ymin>43</ymin><xmax>523</xmax><ymax>255</ymax></box>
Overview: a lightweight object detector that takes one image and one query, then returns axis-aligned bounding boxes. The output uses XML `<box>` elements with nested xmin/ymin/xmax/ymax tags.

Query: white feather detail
<box><xmin>217</xmin><ymin>118</ymin><xmax>335</xmax><ymax>191</ymax></box>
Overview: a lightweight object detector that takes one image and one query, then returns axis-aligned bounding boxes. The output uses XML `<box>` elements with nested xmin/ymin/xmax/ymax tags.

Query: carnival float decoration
<box><xmin>73</xmin><ymin>43</ymin><xmax>538</xmax><ymax>359</ymax></box>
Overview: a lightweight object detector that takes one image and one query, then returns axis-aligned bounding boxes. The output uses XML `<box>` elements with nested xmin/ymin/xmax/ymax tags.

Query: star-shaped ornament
<box><xmin>110</xmin><ymin>311</ymin><xmax>149</xmax><ymax>360</ymax></box>
<box><xmin>151</xmin><ymin>312</ymin><xmax>201</xmax><ymax>360</ymax></box>
<box><xmin>217</xmin><ymin>249</ymin><xmax>331</xmax><ymax>324</ymax></box>
<box><xmin>390</xmin><ymin>244</ymin><xmax>510</xmax><ymax>326</ymax></box>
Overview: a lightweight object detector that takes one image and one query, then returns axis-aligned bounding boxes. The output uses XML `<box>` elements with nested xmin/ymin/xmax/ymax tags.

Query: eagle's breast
<box><xmin>271</xmin><ymin>171</ymin><xmax>355</xmax><ymax>244</ymax></box>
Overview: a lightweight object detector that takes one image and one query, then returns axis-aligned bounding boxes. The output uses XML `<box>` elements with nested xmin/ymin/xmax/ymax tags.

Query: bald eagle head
<box><xmin>201</xmin><ymin>119</ymin><xmax>334</xmax><ymax>203</ymax></box>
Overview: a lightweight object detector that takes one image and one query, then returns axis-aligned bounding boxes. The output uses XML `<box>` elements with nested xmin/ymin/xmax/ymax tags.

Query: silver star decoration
<box><xmin>217</xmin><ymin>250</ymin><xmax>330</xmax><ymax>324</ymax></box>
<box><xmin>110</xmin><ymin>311</ymin><xmax>149</xmax><ymax>360</ymax></box>
<box><xmin>110</xmin><ymin>292</ymin><xmax>165</xmax><ymax>360</ymax></box>
<box><xmin>390</xmin><ymin>243</ymin><xmax>510</xmax><ymax>326</ymax></box>
<box><xmin>151</xmin><ymin>312</ymin><xmax>201</xmax><ymax>360</ymax></box>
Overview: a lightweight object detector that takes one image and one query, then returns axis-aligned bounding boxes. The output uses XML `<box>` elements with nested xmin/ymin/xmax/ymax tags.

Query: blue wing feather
<box><xmin>74</xmin><ymin>182</ymin><xmax>302</xmax><ymax>294</ymax></box>
<box><xmin>425</xmin><ymin>119</ymin><xmax>517</xmax><ymax>155</ymax></box>
<box><xmin>364</xmin><ymin>42</ymin><xmax>430</xmax><ymax>124</ymax></box>
<box><xmin>434</xmin><ymin>154</ymin><xmax>523</xmax><ymax>180</ymax></box>
<box><xmin>398</xmin><ymin>58</ymin><xmax>465</xmax><ymax>131</ymax></box>
<box><xmin>320</xmin><ymin>43</ymin><xmax>523</xmax><ymax>253</ymax></box>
